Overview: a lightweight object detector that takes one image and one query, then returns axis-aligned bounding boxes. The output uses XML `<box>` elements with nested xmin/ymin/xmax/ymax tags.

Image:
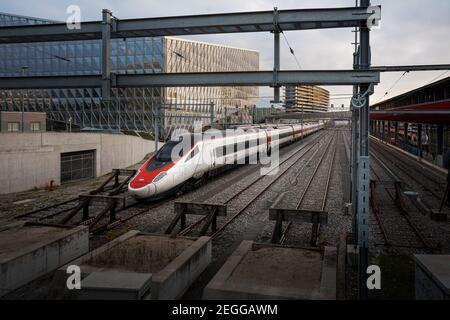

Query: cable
<box><xmin>277</xmin><ymin>26</ymin><xmax>302</xmax><ymax>70</ymax></box>
<box><xmin>376</xmin><ymin>71</ymin><xmax>409</xmax><ymax>103</ymax></box>
<box><xmin>426</xmin><ymin>70</ymin><xmax>449</xmax><ymax>85</ymax></box>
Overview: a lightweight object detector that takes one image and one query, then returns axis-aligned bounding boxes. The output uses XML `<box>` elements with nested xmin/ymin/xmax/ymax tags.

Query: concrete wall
<box><xmin>0</xmin><ymin>132</ymin><xmax>156</xmax><ymax>194</ymax></box>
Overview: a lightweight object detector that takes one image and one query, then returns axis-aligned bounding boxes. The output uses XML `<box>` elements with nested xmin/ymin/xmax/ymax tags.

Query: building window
<box><xmin>30</xmin><ymin>122</ymin><xmax>41</xmax><ymax>131</ymax></box>
<box><xmin>7</xmin><ymin>122</ymin><xmax>20</xmax><ymax>132</ymax></box>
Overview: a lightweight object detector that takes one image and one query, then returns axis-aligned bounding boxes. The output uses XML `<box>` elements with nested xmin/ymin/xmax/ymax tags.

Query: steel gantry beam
<box><xmin>371</xmin><ymin>64</ymin><xmax>450</xmax><ymax>72</ymax></box>
<box><xmin>0</xmin><ymin>70</ymin><xmax>380</xmax><ymax>89</ymax></box>
<box><xmin>268</xmin><ymin>111</ymin><xmax>352</xmax><ymax>120</ymax></box>
<box><xmin>0</xmin><ymin>6</ymin><xmax>380</xmax><ymax>43</ymax></box>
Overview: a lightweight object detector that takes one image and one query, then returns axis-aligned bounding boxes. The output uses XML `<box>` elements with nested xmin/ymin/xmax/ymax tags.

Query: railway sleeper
<box><xmin>166</xmin><ymin>201</ymin><xmax>227</xmax><ymax>237</ymax></box>
<box><xmin>269</xmin><ymin>206</ymin><xmax>328</xmax><ymax>246</ymax></box>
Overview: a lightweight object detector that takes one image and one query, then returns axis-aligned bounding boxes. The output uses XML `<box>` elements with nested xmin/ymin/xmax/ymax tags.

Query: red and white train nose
<box><xmin>129</xmin><ymin>179</ymin><xmax>157</xmax><ymax>198</ymax></box>
<box><xmin>129</xmin><ymin>140</ymin><xmax>179</xmax><ymax>199</ymax></box>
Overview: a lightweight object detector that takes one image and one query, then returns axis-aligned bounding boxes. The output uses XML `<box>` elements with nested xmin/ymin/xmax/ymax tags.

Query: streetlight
<box><xmin>20</xmin><ymin>66</ymin><xmax>29</xmax><ymax>133</ymax></box>
<box><xmin>68</xmin><ymin>116</ymin><xmax>72</xmax><ymax>133</ymax></box>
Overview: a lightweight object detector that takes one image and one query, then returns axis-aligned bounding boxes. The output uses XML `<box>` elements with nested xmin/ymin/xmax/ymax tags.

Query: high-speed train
<box><xmin>129</xmin><ymin>123</ymin><xmax>324</xmax><ymax>199</ymax></box>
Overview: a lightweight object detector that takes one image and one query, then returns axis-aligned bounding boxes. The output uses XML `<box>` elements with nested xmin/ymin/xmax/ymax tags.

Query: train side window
<box><xmin>216</xmin><ymin>146</ymin><xmax>224</xmax><ymax>157</ymax></box>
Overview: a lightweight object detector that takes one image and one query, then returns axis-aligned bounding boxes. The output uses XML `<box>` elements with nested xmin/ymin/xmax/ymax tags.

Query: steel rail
<box><xmin>179</xmin><ymin>130</ymin><xmax>330</xmax><ymax>237</ymax></box>
<box><xmin>370</xmin><ymin>147</ymin><xmax>435</xmax><ymax>250</ymax></box>
<box><xmin>370</xmin><ymin>137</ymin><xmax>444</xmax><ymax>184</ymax></box>
<box><xmin>210</xmin><ymin>132</ymin><xmax>334</xmax><ymax>240</ymax></box>
<box><xmin>370</xmin><ymin>141</ymin><xmax>443</xmax><ymax>200</ymax></box>
<box><xmin>281</xmin><ymin>131</ymin><xmax>337</xmax><ymax>246</ymax></box>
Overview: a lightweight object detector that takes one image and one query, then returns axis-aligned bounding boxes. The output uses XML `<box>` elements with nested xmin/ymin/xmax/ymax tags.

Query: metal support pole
<box><xmin>102</xmin><ymin>9</ymin><xmax>112</xmax><ymax>101</ymax></box>
<box><xmin>155</xmin><ymin>105</ymin><xmax>159</xmax><ymax>152</ymax></box>
<box><xmin>210</xmin><ymin>101</ymin><xmax>215</xmax><ymax>128</ymax></box>
<box><xmin>350</xmin><ymin>0</ymin><xmax>360</xmax><ymax>234</ymax></box>
<box><xmin>301</xmin><ymin>104</ymin><xmax>304</xmax><ymax>142</ymax></box>
<box><xmin>358</xmin><ymin>0</ymin><xmax>371</xmax><ymax>301</ymax></box>
<box><xmin>351</xmin><ymin>105</ymin><xmax>359</xmax><ymax>237</ymax></box>
<box><xmin>387</xmin><ymin>121</ymin><xmax>391</xmax><ymax>143</ymax></box>
<box><xmin>418</xmin><ymin>124</ymin><xmax>423</xmax><ymax>158</ymax></box>
<box><xmin>394</xmin><ymin>122</ymin><xmax>398</xmax><ymax>145</ymax></box>
<box><xmin>272</xmin><ymin>7</ymin><xmax>281</xmax><ymax>104</ymax></box>
<box><xmin>438</xmin><ymin>126</ymin><xmax>444</xmax><ymax>156</ymax></box>
<box><xmin>351</xmin><ymin>54</ymin><xmax>360</xmax><ymax>240</ymax></box>
<box><xmin>404</xmin><ymin>123</ymin><xmax>409</xmax><ymax>149</ymax></box>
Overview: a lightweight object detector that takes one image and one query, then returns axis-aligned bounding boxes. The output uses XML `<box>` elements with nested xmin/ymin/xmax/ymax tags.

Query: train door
<box><xmin>210</xmin><ymin>144</ymin><xmax>216</xmax><ymax>169</ymax></box>
<box><xmin>289</xmin><ymin>125</ymin><xmax>296</xmax><ymax>141</ymax></box>
<box><xmin>183</xmin><ymin>145</ymin><xmax>201</xmax><ymax>180</ymax></box>
<box><xmin>266</xmin><ymin>130</ymin><xmax>272</xmax><ymax>156</ymax></box>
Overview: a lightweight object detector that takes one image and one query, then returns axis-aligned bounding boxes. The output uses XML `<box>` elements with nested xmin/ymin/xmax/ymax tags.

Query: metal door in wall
<box><xmin>60</xmin><ymin>150</ymin><xmax>95</xmax><ymax>183</ymax></box>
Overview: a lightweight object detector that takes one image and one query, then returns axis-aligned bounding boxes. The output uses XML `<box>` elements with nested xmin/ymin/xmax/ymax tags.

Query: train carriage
<box><xmin>129</xmin><ymin>123</ymin><xmax>324</xmax><ymax>199</ymax></box>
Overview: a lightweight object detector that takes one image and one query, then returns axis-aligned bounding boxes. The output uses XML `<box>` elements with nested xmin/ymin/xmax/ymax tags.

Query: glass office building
<box><xmin>0</xmin><ymin>12</ymin><xmax>259</xmax><ymax>137</ymax></box>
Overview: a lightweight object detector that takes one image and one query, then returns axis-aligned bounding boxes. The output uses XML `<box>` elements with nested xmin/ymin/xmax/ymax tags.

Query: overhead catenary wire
<box><xmin>426</xmin><ymin>70</ymin><xmax>449</xmax><ymax>85</ymax></box>
<box><xmin>376</xmin><ymin>70</ymin><xmax>409</xmax><ymax>103</ymax></box>
<box><xmin>277</xmin><ymin>25</ymin><xmax>302</xmax><ymax>70</ymax></box>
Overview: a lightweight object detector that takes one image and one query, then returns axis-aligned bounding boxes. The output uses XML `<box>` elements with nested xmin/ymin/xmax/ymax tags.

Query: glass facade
<box><xmin>0</xmin><ymin>13</ymin><xmax>259</xmax><ymax>137</ymax></box>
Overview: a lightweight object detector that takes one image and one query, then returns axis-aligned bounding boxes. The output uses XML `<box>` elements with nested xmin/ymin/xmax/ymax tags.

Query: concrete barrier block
<box><xmin>49</xmin><ymin>231</ymin><xmax>211</xmax><ymax>300</ymax></box>
<box><xmin>203</xmin><ymin>241</ymin><xmax>336</xmax><ymax>300</ymax></box>
<box><xmin>78</xmin><ymin>271</ymin><xmax>152</xmax><ymax>300</ymax></box>
<box><xmin>0</xmin><ymin>222</ymin><xmax>89</xmax><ymax>297</ymax></box>
<box><xmin>414</xmin><ymin>254</ymin><xmax>450</xmax><ymax>300</ymax></box>
<box><xmin>151</xmin><ymin>236</ymin><xmax>211</xmax><ymax>300</ymax></box>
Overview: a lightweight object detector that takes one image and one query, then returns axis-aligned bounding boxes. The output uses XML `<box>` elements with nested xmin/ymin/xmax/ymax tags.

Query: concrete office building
<box><xmin>284</xmin><ymin>85</ymin><xmax>330</xmax><ymax>113</ymax></box>
<box><xmin>0</xmin><ymin>12</ymin><xmax>259</xmax><ymax>138</ymax></box>
<box><xmin>0</xmin><ymin>111</ymin><xmax>46</xmax><ymax>133</ymax></box>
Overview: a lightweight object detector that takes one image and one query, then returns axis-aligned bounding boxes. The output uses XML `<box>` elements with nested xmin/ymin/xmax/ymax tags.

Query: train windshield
<box><xmin>146</xmin><ymin>141</ymin><xmax>183</xmax><ymax>172</ymax></box>
<box><xmin>155</xmin><ymin>141</ymin><xmax>183</xmax><ymax>162</ymax></box>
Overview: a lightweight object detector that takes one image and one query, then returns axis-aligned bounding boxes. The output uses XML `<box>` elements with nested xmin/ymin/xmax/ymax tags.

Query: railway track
<box><xmin>176</xmin><ymin>130</ymin><xmax>334</xmax><ymax>239</ymax></box>
<box><xmin>280</xmin><ymin>130</ymin><xmax>338</xmax><ymax>246</ymax></box>
<box><xmin>370</xmin><ymin>137</ymin><xmax>446</xmax><ymax>203</ymax></box>
<box><xmin>96</xmin><ymin>130</ymin><xmax>330</xmax><ymax>237</ymax></box>
<box><xmin>13</xmin><ymin>169</ymin><xmax>135</xmax><ymax>222</ymax></box>
<box><xmin>9</xmin><ymin>169</ymin><xmax>166</xmax><ymax>236</ymax></box>
<box><xmin>369</xmin><ymin>147</ymin><xmax>436</xmax><ymax>250</ymax></box>
<box><xmin>11</xmin><ymin>133</ymin><xmax>326</xmax><ymax>240</ymax></box>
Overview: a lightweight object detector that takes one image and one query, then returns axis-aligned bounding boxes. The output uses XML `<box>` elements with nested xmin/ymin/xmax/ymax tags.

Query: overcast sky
<box><xmin>1</xmin><ymin>0</ymin><xmax>449</xmax><ymax>109</ymax></box>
